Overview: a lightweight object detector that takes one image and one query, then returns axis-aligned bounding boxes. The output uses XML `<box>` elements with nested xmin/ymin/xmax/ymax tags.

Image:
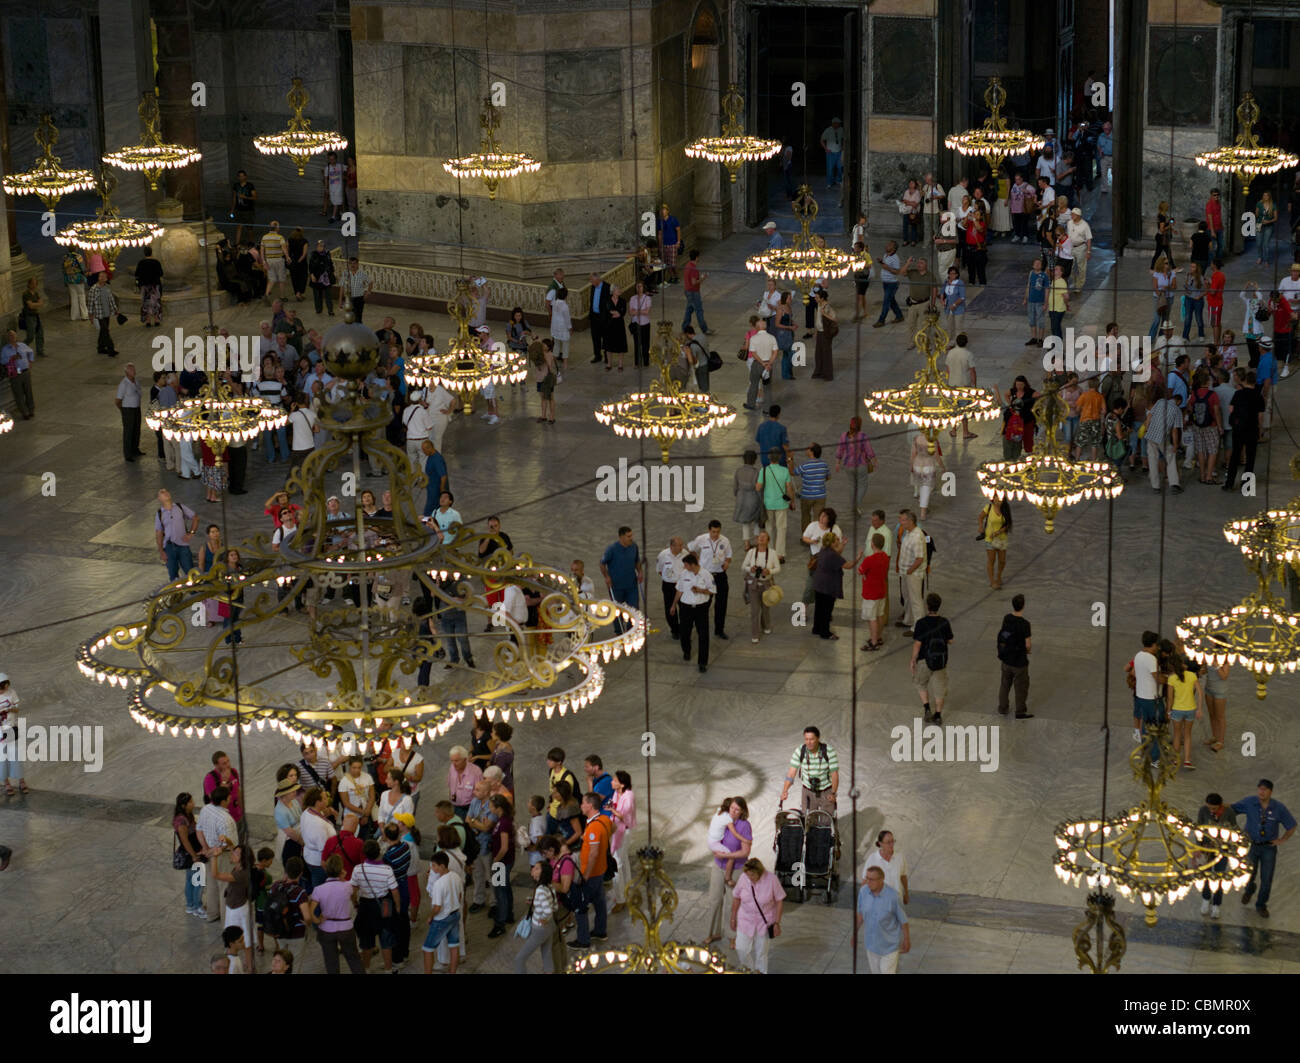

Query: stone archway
<box><xmin>686</xmin><ymin>1</ymin><xmax>729</xmax><ymax>240</ymax></box>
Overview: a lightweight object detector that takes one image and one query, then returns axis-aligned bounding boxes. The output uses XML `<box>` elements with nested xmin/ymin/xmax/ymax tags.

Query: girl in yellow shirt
<box><xmin>1163</xmin><ymin>647</ymin><xmax>1202</xmax><ymax>770</ymax></box>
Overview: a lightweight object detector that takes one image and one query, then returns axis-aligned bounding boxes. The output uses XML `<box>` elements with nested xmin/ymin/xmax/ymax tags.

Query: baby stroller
<box><xmin>773</xmin><ymin>804</ymin><xmax>842</xmax><ymax>904</ymax></box>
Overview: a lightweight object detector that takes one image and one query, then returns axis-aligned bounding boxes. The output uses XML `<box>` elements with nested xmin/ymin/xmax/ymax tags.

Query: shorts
<box><xmin>422</xmin><ymin>912</ymin><xmax>461</xmax><ymax>952</ymax></box>
<box><xmin>234</xmin><ymin>208</ymin><xmax>254</xmax><ymax>223</ymax></box>
<box><xmin>356</xmin><ymin>897</ymin><xmax>396</xmax><ymax>950</ymax></box>
<box><xmin>265</xmin><ymin>259</ymin><xmax>287</xmax><ymax>283</ymax></box>
<box><xmin>1170</xmin><ymin>708</ymin><xmax>1197</xmax><ymax>722</ymax></box>
<box><xmin>860</xmin><ymin>597</ymin><xmax>884</xmax><ymax>620</ymax></box>
<box><xmin>855</xmin><ymin>280</ymin><xmax>871</xmax><ymax>296</ymax></box>
<box><xmin>1076</xmin><ymin>419</ymin><xmax>1103</xmax><ymax>448</ymax></box>
<box><xmin>984</xmin><ymin>532</ymin><xmax>1009</xmax><ymax>551</ymax></box>
<box><xmin>913</xmin><ymin>661</ymin><xmax>949</xmax><ymax>699</ymax></box>
<box><xmin>1027</xmin><ymin>302</ymin><xmax>1045</xmax><ymax>328</ymax></box>
<box><xmin>1192</xmin><ymin>425</ymin><xmax>1220</xmax><ymax>456</ymax></box>
<box><xmin>1209</xmin><ymin>305</ymin><xmax>1222</xmax><ymax>325</ymax></box>
<box><xmin>224</xmin><ymin>901</ymin><xmax>254</xmax><ymax>942</ymax></box>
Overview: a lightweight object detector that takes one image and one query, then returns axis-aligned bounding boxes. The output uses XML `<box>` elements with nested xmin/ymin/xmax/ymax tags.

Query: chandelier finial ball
<box><xmin>322</xmin><ymin>313</ymin><xmax>381</xmax><ymax>380</ymax></box>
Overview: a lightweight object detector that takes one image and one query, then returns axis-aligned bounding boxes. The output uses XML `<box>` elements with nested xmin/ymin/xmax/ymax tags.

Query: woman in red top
<box><xmin>965</xmin><ymin>206</ymin><xmax>989</xmax><ymax>285</ymax></box>
<box><xmin>263</xmin><ymin>490</ymin><xmax>301</xmax><ymax>528</ymax></box>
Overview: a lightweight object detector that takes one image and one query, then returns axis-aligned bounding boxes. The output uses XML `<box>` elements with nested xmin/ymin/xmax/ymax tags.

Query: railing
<box><xmin>332</xmin><ymin>251</ymin><xmax>637</xmax><ymax>325</ymax></box>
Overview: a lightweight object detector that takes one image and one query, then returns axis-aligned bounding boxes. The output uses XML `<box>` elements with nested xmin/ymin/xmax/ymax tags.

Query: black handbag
<box><xmin>173</xmin><ymin>828</ymin><xmax>195</xmax><ymax>870</ymax></box>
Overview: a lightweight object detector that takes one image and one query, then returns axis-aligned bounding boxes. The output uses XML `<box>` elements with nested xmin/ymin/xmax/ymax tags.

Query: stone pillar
<box><xmin>97</xmin><ymin>0</ymin><xmax>154</xmax><ymax>219</ymax></box>
<box><xmin>150</xmin><ymin>0</ymin><xmax>202</xmax><ymax>219</ymax></box>
<box><xmin>0</xmin><ymin>27</ymin><xmax>20</xmax><ymax>259</ymax></box>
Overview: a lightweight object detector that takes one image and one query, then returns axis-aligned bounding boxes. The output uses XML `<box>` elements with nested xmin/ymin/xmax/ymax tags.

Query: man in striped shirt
<box><xmin>794</xmin><ymin>444</ymin><xmax>830</xmax><ymax>530</ymax></box>
<box><xmin>779</xmin><ymin>726</ymin><xmax>839</xmax><ymax>813</ymax></box>
<box><xmin>1143</xmin><ymin>383</ymin><xmax>1184</xmax><ymax>494</ymax></box>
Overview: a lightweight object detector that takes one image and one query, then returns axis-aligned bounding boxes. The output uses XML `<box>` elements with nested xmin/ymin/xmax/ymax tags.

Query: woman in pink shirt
<box><xmin>729</xmin><ymin>857</ymin><xmax>784</xmax><ymax>973</ymax></box>
<box><xmin>628</xmin><ymin>281</ymin><xmax>652</xmax><ymax>367</ymax></box>
<box><xmin>835</xmin><ymin>416</ymin><xmax>877</xmax><ymax>512</ymax></box>
<box><xmin>608</xmin><ymin>771</ymin><xmax>637</xmax><ymax>914</ymax></box>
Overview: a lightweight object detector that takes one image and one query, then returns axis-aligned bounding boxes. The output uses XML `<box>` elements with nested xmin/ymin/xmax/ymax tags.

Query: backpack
<box><xmin>1190</xmin><ymin>389</ymin><xmax>1213</xmax><ymax>428</ymax></box>
<box><xmin>1003</xmin><ymin>410</ymin><xmax>1025</xmax><ymax>442</ymax></box>
<box><xmin>707</xmin><ymin>349</ymin><xmax>723</xmax><ymax>372</ymax></box>
<box><xmin>923</xmin><ymin>531</ymin><xmax>937</xmax><ymax>571</ymax></box>
<box><xmin>460</xmin><ymin>821</ymin><xmax>481</xmax><ymax>863</ymax></box>
<box><xmin>997</xmin><ymin>616</ymin><xmax>1026</xmax><ymax>664</ymax></box>
<box><xmin>264</xmin><ymin>880</ymin><xmax>302</xmax><ymax>939</ymax></box>
<box><xmin>923</xmin><ymin>625</ymin><xmax>949</xmax><ymax>672</ymax></box>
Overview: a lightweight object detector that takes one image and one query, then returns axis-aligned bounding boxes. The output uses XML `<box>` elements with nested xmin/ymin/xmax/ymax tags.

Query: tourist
<box><xmin>910</xmin><ymin>592</ymin><xmax>953</xmax><ymax>724</ymax></box>
<box><xmin>604</xmin><ymin>285</ymin><xmax>628</xmax><ymax>371</ymax></box>
<box><xmin>758</xmin><ymin>447</ymin><xmax>794</xmax><ymax>562</ymax></box>
<box><xmin>857</xmin><ymin>532</ymin><xmax>890</xmax><ymax>652</ymax></box>
<box><xmin>742</xmin><ymin>530</ymin><xmax>780</xmax><ymax>644</ymax></box>
<box><xmin>88</xmin><ymin>271</ymin><xmax>119</xmax><ymax>355</ymax></box>
<box><xmin>774</xmin><ymin>291</ymin><xmax>796</xmax><ymax>378</ymax></box>
<box><xmin>273</xmin><ymin>774</ymin><xmax>303</xmax><ymax>868</ymax></box>
<box><xmin>1202</xmin><ymin>661</ymin><xmax>1230</xmax><ymax>754</ymax></box>
<box><xmin>681</xmin><ymin>249</ymin><xmax>713</xmax><ymax>336</ymax></box>
<box><xmin>1196</xmin><ymin>795</ymin><xmax>1238</xmax><ymax>919</ymax></box>
<box><xmin>732</xmin><ymin>453</ymin><xmax>763</xmax><ymax>551</ymax></box>
<box><xmin>895</xmin><ymin>509</ymin><xmax>927</xmax><ymax>631</ymax></box>
<box><xmin>1161</xmin><ymin>640</ymin><xmax>1201</xmax><ymax>770</ymax></box>
<box><xmin>779</xmin><ymin>727</ymin><xmax>838</xmax><ymax>813</ymax></box>
<box><xmin>799</xmin><ymin>507</ymin><xmax>844</xmax><ymax>606</ymax></box>
<box><xmin>705</xmin><ymin>797</ymin><xmax>752</xmax><ymax>945</ymax></box>
<box><xmin>1256</xmin><ymin>190</ymin><xmax>1277</xmax><ymax>265</ymax></box>
<box><xmin>729</xmin><ymin>857</ymin><xmax>783</xmax><ymax>973</ymax></box>
<box><xmin>600</xmin><ymin>526</ymin><xmax>644</xmax><ymax>627</ymax></box>
<box><xmin>856</xmin><ymin>866</ymin><xmax>910</xmax><ymax>974</ymax></box>
<box><xmin>352</xmin><ymin>838</ymin><xmax>401</xmax><ymax>971</ymax></box>
<box><xmin>569</xmin><ymin>791</ymin><xmax>614</xmax><ymax>948</ymax></box>
<box><xmin>173</xmin><ymin>793</ymin><xmax>205</xmax><ymax>917</ymax></box>
<box><xmin>628</xmin><ymin>281</ymin><xmax>651</xmax><ymax>367</ymax></box>
<box><xmin>1233</xmin><ymin>780</ymin><xmax>1296</xmax><ymax>919</ymax></box>
<box><xmin>873</xmin><ymin>241</ymin><xmax>905</xmax><ymax>327</ymax></box>
<box><xmin>514</xmin><ymin>860</ymin><xmax>560</xmax><ymax>973</ymax></box>
<box><xmin>744</xmin><ymin>313</ymin><xmax>779</xmax><ymax>410</ymax></box>
<box><xmin>608</xmin><ymin>771</ymin><xmax>636</xmax><ymax>911</ymax></box>
<box><xmin>115</xmin><ymin>362</ymin><xmax>142</xmax><ymax>462</ymax></box>
<box><xmin>1149</xmin><ymin>255</ymin><xmax>1176</xmax><ymax>340</ymax></box>
<box><xmin>978</xmin><ymin>494</ymin><xmax>1012</xmax><ymax>589</ymax></box>
<box><xmin>908</xmin><ymin>429</ymin><xmax>944</xmax><ymax>521</ymax></box>
<box><xmin>835</xmin><ymin>416</ymin><xmax>876</xmax><ymax>514</ymax></box>
<box><xmin>1022</xmin><ymin>256</ymin><xmax>1049</xmax><ymax>346</ymax></box>
<box><xmin>1223</xmin><ymin>368</ymin><xmax>1265</xmax><ymax>492</ymax></box>
<box><xmin>1142</xmin><ymin>383</ymin><xmax>1184</xmax><ymax>494</ymax></box>
<box><xmin>810</xmin><ymin>533</ymin><xmax>855</xmax><ymax>641</ymax></box>
<box><xmin>63</xmin><ymin>248</ymin><xmax>88</xmax><ymax>322</ymax></box>
<box><xmin>940</xmin><ymin>266</ymin><xmax>965</xmax><ymax>338</ymax></box>
<box><xmin>1002</xmin><ymin>376</ymin><xmax>1039</xmax><ymax>460</ymax></box>
<box><xmin>421</xmin><ymin>851</ymin><xmax>463</xmax><ymax>973</ymax></box>
<box><xmin>134</xmin><ymin>247</ymin><xmax>163</xmax><ymax>327</ymax></box>
<box><xmin>995</xmin><ymin>594</ymin><xmax>1034</xmax><ymax>719</ymax></box>
<box><xmin>214</xmin><ymin>843</ymin><xmax>255</xmax><ymax>972</ymax></box>
<box><xmin>861</xmin><ymin>830</ymin><xmax>910</xmax><ymax>904</ymax></box>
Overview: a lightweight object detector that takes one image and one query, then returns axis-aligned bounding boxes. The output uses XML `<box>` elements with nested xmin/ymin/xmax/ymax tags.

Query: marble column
<box><xmin>150</xmin><ymin>0</ymin><xmax>202</xmax><ymax>219</ymax></box>
<box><xmin>97</xmin><ymin>0</ymin><xmax>154</xmax><ymax>219</ymax></box>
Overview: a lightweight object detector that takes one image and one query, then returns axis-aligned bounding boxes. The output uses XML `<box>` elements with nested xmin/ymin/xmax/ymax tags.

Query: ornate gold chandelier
<box><xmin>744</xmin><ymin>186</ymin><xmax>866</xmax><ymax>303</ymax></box>
<box><xmin>1071</xmin><ymin>891</ymin><xmax>1126</xmax><ymax>975</ymax></box>
<box><xmin>863</xmin><ymin>310</ymin><xmax>999</xmax><ymax>453</ymax></box>
<box><xmin>0</xmin><ymin>411</ymin><xmax>13</xmax><ymax>435</ymax></box>
<box><xmin>443</xmin><ymin>100</ymin><xmax>540</xmax><ymax>200</ymax></box>
<box><xmin>976</xmin><ymin>376</ymin><xmax>1123</xmax><ymax>533</ymax></box>
<box><xmin>254</xmin><ymin>78</ymin><xmax>349</xmax><ymax>176</ymax></box>
<box><xmin>76</xmin><ymin>310</ymin><xmax>644</xmax><ymax>748</ymax></box>
<box><xmin>1</xmin><ymin>113</ymin><xmax>96</xmax><ymax>211</ymax></box>
<box><xmin>102</xmin><ymin>93</ymin><xmax>201</xmax><ymax>191</ymax></box>
<box><xmin>1196</xmin><ymin>92</ymin><xmax>1298</xmax><ymax>195</ymax></box>
<box><xmin>945</xmin><ymin>77</ymin><xmax>1045</xmax><ymax>170</ymax></box>
<box><xmin>146</xmin><ymin>375</ymin><xmax>289</xmax><ymax>459</ymax></box>
<box><xmin>1177</xmin><ymin>511</ymin><xmax>1300</xmax><ymax>701</ymax></box>
<box><xmin>1054</xmin><ymin>725</ymin><xmax>1253</xmax><ymax>927</ymax></box>
<box><xmin>405</xmin><ymin>279</ymin><xmax>528</xmax><ymax>412</ymax></box>
<box><xmin>53</xmin><ymin>169</ymin><xmax>164</xmax><ymax>269</ymax></box>
<box><xmin>684</xmin><ymin>83</ymin><xmax>781</xmax><ymax>184</ymax></box>
<box><xmin>570</xmin><ymin>847</ymin><xmax>752</xmax><ymax>974</ymax></box>
<box><xmin>594</xmin><ymin>321</ymin><xmax>736</xmax><ymax>464</ymax></box>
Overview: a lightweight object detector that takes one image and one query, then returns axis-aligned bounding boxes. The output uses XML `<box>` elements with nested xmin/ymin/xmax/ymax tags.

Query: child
<box><xmin>252</xmin><ymin>847</ymin><xmax>275</xmax><ymax>954</ymax></box>
<box><xmin>527</xmin><ymin>795</ymin><xmax>547</xmax><ymax>867</ymax></box>
<box><xmin>222</xmin><ymin>926</ymin><xmax>247</xmax><ymax>975</ymax></box>
<box><xmin>549</xmin><ymin>287</ymin><xmax>571</xmax><ymax>379</ymax></box>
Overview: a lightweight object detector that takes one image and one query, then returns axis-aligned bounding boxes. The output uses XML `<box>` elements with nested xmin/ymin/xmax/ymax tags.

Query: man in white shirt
<box><xmin>196</xmin><ymin>786</ymin><xmax>238</xmax><ymax>921</ymax></box>
<box><xmin>288</xmin><ymin>397</ymin><xmax>317</xmax><ymax>464</ymax></box>
<box><xmin>944</xmin><ymin>336</ymin><xmax>978</xmax><ymax>440</ymax></box>
<box><xmin>403</xmin><ymin>390</ymin><xmax>436</xmax><ymax>470</ymax></box>
<box><xmin>947</xmin><ymin>176</ymin><xmax>970</xmax><ymax>216</ymax></box>
<box><xmin>1279</xmin><ymin>261</ymin><xmax>1300</xmax><ymax>309</ymax></box>
<box><xmin>299</xmin><ymin>785</ymin><xmax>338</xmax><ymax>888</ymax></box>
<box><xmin>1066</xmin><ymin>208</ymin><xmax>1094</xmax><ymax>292</ymax></box>
<box><xmin>895</xmin><ymin>510</ymin><xmax>927</xmax><ymax>631</ymax></box>
<box><xmin>1128</xmin><ymin>631</ymin><xmax>1164</xmax><ymax>747</ymax></box>
<box><xmin>570</xmin><ymin>559</ymin><xmax>596</xmax><ymax>598</ymax></box>
<box><xmin>421</xmin><ymin>851</ymin><xmax>463</xmax><ymax>974</ymax></box>
<box><xmin>670</xmin><ymin>553</ymin><xmax>717</xmax><ymax>673</ymax></box>
<box><xmin>744</xmin><ymin>326</ymin><xmax>779</xmax><ymax>410</ymax></box>
<box><xmin>1036</xmin><ymin>177</ymin><xmax>1055</xmax><ymax>224</ymax></box>
<box><xmin>1036</xmin><ymin>145</ymin><xmax>1057</xmax><ymax>183</ymax></box>
<box><xmin>689</xmin><ymin>521</ymin><xmax>733</xmax><ymax>640</ymax></box>
<box><xmin>114</xmin><ymin>362</ymin><xmax>143</xmax><ymax>462</ymax></box>
<box><xmin>427</xmin><ymin>383</ymin><xmax>456</xmax><ymax>451</ymax></box>
<box><xmin>655</xmin><ymin>537</ymin><xmax>687</xmax><ymax>638</ymax></box>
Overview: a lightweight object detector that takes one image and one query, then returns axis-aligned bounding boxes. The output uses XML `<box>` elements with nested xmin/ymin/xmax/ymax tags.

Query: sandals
<box><xmin>19</xmin><ymin>783</ymin><xmax>29</xmax><ymax>795</ymax></box>
<box><xmin>1203</xmin><ymin>739</ymin><xmax>1224</xmax><ymax>752</ymax></box>
<box><xmin>3</xmin><ymin>786</ymin><xmax>13</xmax><ymax>797</ymax></box>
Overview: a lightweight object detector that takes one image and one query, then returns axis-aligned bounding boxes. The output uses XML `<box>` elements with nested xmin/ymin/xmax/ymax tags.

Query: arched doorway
<box><xmin>686</xmin><ymin>2</ymin><xmax>728</xmax><ymax>240</ymax></box>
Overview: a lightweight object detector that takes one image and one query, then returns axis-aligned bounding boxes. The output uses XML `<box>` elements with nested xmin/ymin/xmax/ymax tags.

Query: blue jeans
<box><xmin>826</xmin><ymin>151</ymin><xmax>842</xmax><ymax>185</ymax></box>
<box><xmin>779</xmin><ymin>343</ymin><xmax>795</xmax><ymax>379</ymax></box>
<box><xmin>612</xmin><ymin>584</ymin><xmax>638</xmax><ymax>635</ymax></box>
<box><xmin>902</xmin><ymin>215</ymin><xmax>920</xmax><ymax>244</ymax></box>
<box><xmin>1149</xmin><ymin>307</ymin><xmax>1168</xmax><ymax>340</ymax></box>
<box><xmin>1210</xmin><ymin>231</ymin><xmax>1224</xmax><ymax>261</ymax></box>
<box><xmin>163</xmin><ymin>541</ymin><xmax>195</xmax><ymax>581</ymax></box>
<box><xmin>1134</xmin><ymin>696</ymin><xmax>1166</xmax><ymax>762</ymax></box>
<box><xmin>439</xmin><ymin>611</ymin><xmax>471</xmax><ymax>663</ymax></box>
<box><xmin>1182</xmin><ymin>297</ymin><xmax>1205</xmax><ymax>338</ymax></box>
<box><xmin>1049</xmin><ymin>310</ymin><xmax>1065</xmax><ymax>338</ymax></box>
<box><xmin>682</xmin><ymin>291</ymin><xmax>709</xmax><ymax>333</ymax></box>
<box><xmin>1245</xmin><ymin>841</ymin><xmax>1278</xmax><ymax>907</ymax></box>
<box><xmin>491</xmin><ymin>877</ymin><xmax>515</xmax><ymax>926</ymax></box>
<box><xmin>1064</xmin><ymin>416</ymin><xmax>1079</xmax><ymax>446</ymax></box>
<box><xmin>183</xmin><ymin>866</ymin><xmax>203</xmax><ymax>910</ymax></box>
<box><xmin>573</xmin><ymin>875</ymin><xmax>607</xmax><ymax>944</ymax></box>
<box><xmin>876</xmin><ymin>283</ymin><xmax>903</xmax><ymax>323</ymax></box>
<box><xmin>1259</xmin><ymin>224</ymin><xmax>1275</xmax><ymax>263</ymax></box>
<box><xmin>263</xmin><ymin>424</ymin><xmax>288</xmax><ymax>462</ymax></box>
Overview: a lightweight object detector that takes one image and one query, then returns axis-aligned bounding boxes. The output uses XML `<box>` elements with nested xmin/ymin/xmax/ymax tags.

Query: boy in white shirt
<box><xmin>422</xmin><ymin>852</ymin><xmax>463</xmax><ymax>974</ymax></box>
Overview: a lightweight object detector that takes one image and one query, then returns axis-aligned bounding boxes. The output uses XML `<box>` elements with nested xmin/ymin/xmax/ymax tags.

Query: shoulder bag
<box><xmin>749</xmin><ymin>879</ymin><xmax>775</xmax><ymax>939</ymax></box>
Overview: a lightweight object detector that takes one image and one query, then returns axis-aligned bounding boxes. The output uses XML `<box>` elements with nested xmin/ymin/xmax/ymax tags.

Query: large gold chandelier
<box><xmin>976</xmin><ymin>376</ymin><xmax>1123</xmax><ymax>533</ymax></box>
<box><xmin>76</xmin><ymin>310</ymin><xmax>644</xmax><ymax>749</ymax></box>
<box><xmin>945</xmin><ymin>76</ymin><xmax>1045</xmax><ymax>170</ymax></box>
<box><xmin>684</xmin><ymin>84</ymin><xmax>781</xmax><ymax>184</ymax></box>
<box><xmin>744</xmin><ymin>186</ymin><xmax>866</xmax><ymax>303</ymax></box>
<box><xmin>405</xmin><ymin>279</ymin><xmax>528</xmax><ymax>411</ymax></box>
<box><xmin>1196</xmin><ymin>92</ymin><xmax>1298</xmax><ymax>195</ymax></box>
<box><xmin>146</xmin><ymin>375</ymin><xmax>289</xmax><ymax>459</ymax></box>
<box><xmin>570</xmin><ymin>848</ymin><xmax>751</xmax><ymax>974</ymax></box>
<box><xmin>1</xmin><ymin>114</ymin><xmax>96</xmax><ymax>210</ymax></box>
<box><xmin>53</xmin><ymin>169</ymin><xmax>164</xmax><ymax>269</ymax></box>
<box><xmin>0</xmin><ymin>411</ymin><xmax>13</xmax><ymax>435</ymax></box>
<box><xmin>594</xmin><ymin>321</ymin><xmax>736</xmax><ymax>464</ymax></box>
<box><xmin>102</xmin><ymin>93</ymin><xmax>201</xmax><ymax>191</ymax></box>
<box><xmin>1177</xmin><ymin>511</ymin><xmax>1300</xmax><ymax>701</ymax></box>
<box><xmin>863</xmin><ymin>311</ymin><xmax>999</xmax><ymax>453</ymax></box>
<box><xmin>254</xmin><ymin>78</ymin><xmax>349</xmax><ymax>177</ymax></box>
<box><xmin>1054</xmin><ymin>725</ymin><xmax>1253</xmax><ymax>927</ymax></box>
<box><xmin>443</xmin><ymin>101</ymin><xmax>540</xmax><ymax>201</ymax></box>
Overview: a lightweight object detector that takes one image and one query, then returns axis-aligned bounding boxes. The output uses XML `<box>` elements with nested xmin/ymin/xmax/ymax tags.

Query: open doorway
<box><xmin>748</xmin><ymin>3</ymin><xmax>861</xmax><ymax>234</ymax></box>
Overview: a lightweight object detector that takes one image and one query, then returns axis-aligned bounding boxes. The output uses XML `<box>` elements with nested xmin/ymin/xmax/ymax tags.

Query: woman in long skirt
<box><xmin>811</xmin><ymin>290</ymin><xmax>837</xmax><ymax>381</ymax></box>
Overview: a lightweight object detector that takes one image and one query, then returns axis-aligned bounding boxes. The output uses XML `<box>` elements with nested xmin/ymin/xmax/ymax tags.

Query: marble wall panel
<box><xmin>871</xmin><ymin>16</ymin><xmax>934</xmax><ymax>117</ymax></box>
<box><xmin>6</xmin><ymin>16</ymin><xmax>50</xmax><ymax>105</ymax></box>
<box><xmin>400</xmin><ymin>45</ymin><xmax>480</xmax><ymax>160</ymax></box>
<box><xmin>869</xmin><ymin>151</ymin><xmax>934</xmax><ymax>200</ymax></box>
<box><xmin>353</xmin><ymin>43</ymin><xmax>405</xmax><ymax>157</ymax></box>
<box><xmin>1146</xmin><ymin>26</ymin><xmax>1217</xmax><ymax>128</ymax></box>
<box><xmin>1140</xmin><ymin>129</ymin><xmax>1220</xmax><ymax>234</ymax></box>
<box><xmin>656</xmin><ymin>34</ymin><xmax>685</xmax><ymax>147</ymax></box>
<box><xmin>545</xmin><ymin>50</ymin><xmax>623</xmax><ymax>163</ymax></box>
<box><xmin>522</xmin><ymin>196</ymin><xmax>638</xmax><ymax>254</ymax></box>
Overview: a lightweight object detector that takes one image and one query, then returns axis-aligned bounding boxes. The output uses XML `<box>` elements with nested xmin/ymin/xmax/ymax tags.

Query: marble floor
<box><xmin>1</xmin><ymin>192</ymin><xmax>1297</xmax><ymax>974</ymax></box>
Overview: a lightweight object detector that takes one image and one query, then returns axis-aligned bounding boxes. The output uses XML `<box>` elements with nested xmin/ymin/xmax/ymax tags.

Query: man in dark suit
<box><xmin>589</xmin><ymin>272</ymin><xmax>611</xmax><ymax>364</ymax></box>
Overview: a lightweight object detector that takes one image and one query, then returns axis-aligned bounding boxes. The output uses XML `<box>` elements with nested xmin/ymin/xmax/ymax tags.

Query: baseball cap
<box><xmin>762</xmin><ymin>220</ymin><xmax>777</xmax><ymax>230</ymax></box>
<box><xmin>0</xmin><ymin>673</ymin><xmax>8</xmax><ymax>685</ymax></box>
<box><xmin>1071</xmin><ymin>207</ymin><xmax>1082</xmax><ymax>216</ymax></box>
<box><xmin>393</xmin><ymin>813</ymin><xmax>416</xmax><ymax>828</ymax></box>
<box><xmin>831</xmin><ymin>117</ymin><xmax>842</xmax><ymax>124</ymax></box>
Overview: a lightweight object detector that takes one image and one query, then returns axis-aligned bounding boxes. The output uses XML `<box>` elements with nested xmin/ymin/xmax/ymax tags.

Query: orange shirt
<box><xmin>1076</xmin><ymin>389</ymin><xmax>1106</xmax><ymax>422</ymax></box>
<box><xmin>579</xmin><ymin>813</ymin><xmax>612</xmax><ymax>879</ymax></box>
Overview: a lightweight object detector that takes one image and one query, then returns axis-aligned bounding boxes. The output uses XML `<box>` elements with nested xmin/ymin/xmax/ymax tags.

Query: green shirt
<box><xmin>789</xmin><ymin>743</ymin><xmax>838</xmax><ymax>790</ymax></box>
<box><xmin>759</xmin><ymin>463</ymin><xmax>792</xmax><ymax>510</ymax></box>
